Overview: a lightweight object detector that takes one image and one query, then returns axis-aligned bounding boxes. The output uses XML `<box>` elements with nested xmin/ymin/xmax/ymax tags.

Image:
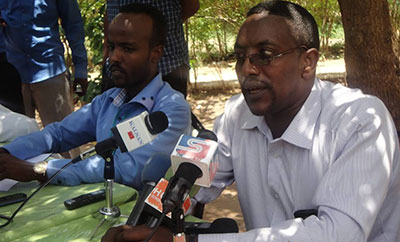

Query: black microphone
<box><xmin>196</xmin><ymin>129</ymin><xmax>218</xmax><ymax>142</ymax></box>
<box><xmin>185</xmin><ymin>218</ymin><xmax>239</xmax><ymax>234</ymax></box>
<box><xmin>71</xmin><ymin>111</ymin><xmax>169</xmax><ymax>164</ymax></box>
<box><xmin>126</xmin><ymin>153</ymin><xmax>171</xmax><ymax>226</ymax></box>
<box><xmin>162</xmin><ymin>162</ymin><xmax>202</xmax><ymax>214</ymax></box>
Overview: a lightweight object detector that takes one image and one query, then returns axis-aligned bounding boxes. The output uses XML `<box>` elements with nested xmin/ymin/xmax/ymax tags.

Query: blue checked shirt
<box><xmin>0</xmin><ymin>31</ymin><xmax>5</xmax><ymax>53</ymax></box>
<box><xmin>0</xmin><ymin>0</ymin><xmax>88</xmax><ymax>83</ymax></box>
<box><xmin>4</xmin><ymin>74</ymin><xmax>191</xmax><ymax>188</ymax></box>
<box><xmin>107</xmin><ymin>0</ymin><xmax>189</xmax><ymax>75</ymax></box>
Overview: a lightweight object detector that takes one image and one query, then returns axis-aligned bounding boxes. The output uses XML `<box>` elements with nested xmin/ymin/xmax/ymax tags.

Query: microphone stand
<box><xmin>89</xmin><ymin>139</ymin><xmax>122</xmax><ymax>240</ymax></box>
<box><xmin>171</xmin><ymin>208</ymin><xmax>186</xmax><ymax>242</ymax></box>
<box><xmin>98</xmin><ymin>152</ymin><xmax>120</xmax><ymax>218</ymax></box>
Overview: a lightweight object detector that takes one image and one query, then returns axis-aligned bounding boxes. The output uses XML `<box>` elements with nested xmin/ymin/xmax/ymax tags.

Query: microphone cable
<box><xmin>0</xmin><ymin>160</ymin><xmax>74</xmax><ymax>228</ymax></box>
<box><xmin>0</xmin><ymin>142</ymin><xmax>106</xmax><ymax>227</ymax></box>
<box><xmin>144</xmin><ymin>212</ymin><xmax>166</xmax><ymax>242</ymax></box>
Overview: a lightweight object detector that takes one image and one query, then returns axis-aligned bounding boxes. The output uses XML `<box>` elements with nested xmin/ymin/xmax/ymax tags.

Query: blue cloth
<box><xmin>4</xmin><ymin>74</ymin><xmax>191</xmax><ymax>188</ymax></box>
<box><xmin>107</xmin><ymin>0</ymin><xmax>189</xmax><ymax>75</ymax></box>
<box><xmin>0</xmin><ymin>0</ymin><xmax>87</xmax><ymax>83</ymax></box>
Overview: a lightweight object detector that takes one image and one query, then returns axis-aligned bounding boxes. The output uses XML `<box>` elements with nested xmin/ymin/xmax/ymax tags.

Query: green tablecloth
<box><xmin>0</xmin><ymin>182</ymin><xmax>137</xmax><ymax>242</ymax></box>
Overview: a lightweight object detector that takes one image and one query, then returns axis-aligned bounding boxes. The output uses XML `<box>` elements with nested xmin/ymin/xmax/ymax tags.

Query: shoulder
<box><xmin>214</xmin><ymin>93</ymin><xmax>254</xmax><ymax>130</ymax></box>
<box><xmin>155</xmin><ymin>83</ymin><xmax>190</xmax><ymax>111</ymax></box>
<box><xmin>317</xmin><ymin>80</ymin><xmax>392</xmax><ymax>131</ymax></box>
<box><xmin>223</xmin><ymin>94</ymin><xmax>252</xmax><ymax>119</ymax></box>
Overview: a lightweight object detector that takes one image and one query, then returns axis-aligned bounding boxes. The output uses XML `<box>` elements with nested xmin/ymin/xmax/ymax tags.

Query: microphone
<box><xmin>170</xmin><ymin>130</ymin><xmax>218</xmax><ymax>187</ymax></box>
<box><xmin>112</xmin><ymin>111</ymin><xmax>168</xmax><ymax>153</ymax></box>
<box><xmin>162</xmin><ymin>130</ymin><xmax>218</xmax><ymax>214</ymax></box>
<box><xmin>71</xmin><ymin>111</ymin><xmax>169</xmax><ymax>164</ymax></box>
<box><xmin>126</xmin><ymin>153</ymin><xmax>171</xmax><ymax>226</ymax></box>
<box><xmin>185</xmin><ymin>218</ymin><xmax>239</xmax><ymax>234</ymax></box>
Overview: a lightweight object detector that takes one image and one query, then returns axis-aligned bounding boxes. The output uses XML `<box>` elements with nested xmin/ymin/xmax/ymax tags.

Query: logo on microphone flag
<box><xmin>171</xmin><ymin>134</ymin><xmax>219</xmax><ymax>187</ymax></box>
<box><xmin>175</xmin><ymin>136</ymin><xmax>211</xmax><ymax>161</ymax></box>
<box><xmin>128</xmin><ymin>131</ymin><xmax>135</xmax><ymax>139</ymax></box>
<box><xmin>145</xmin><ymin>178</ymin><xmax>191</xmax><ymax>218</ymax></box>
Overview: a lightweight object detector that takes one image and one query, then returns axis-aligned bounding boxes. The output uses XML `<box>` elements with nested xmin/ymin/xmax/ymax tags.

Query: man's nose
<box><xmin>240</xmin><ymin>56</ymin><xmax>260</xmax><ymax>76</ymax></box>
<box><xmin>109</xmin><ymin>48</ymin><xmax>122</xmax><ymax>63</ymax></box>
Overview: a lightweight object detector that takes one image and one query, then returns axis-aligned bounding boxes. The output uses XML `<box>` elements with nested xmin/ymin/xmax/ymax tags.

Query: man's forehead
<box><xmin>235</xmin><ymin>14</ymin><xmax>292</xmax><ymax>49</ymax></box>
<box><xmin>109</xmin><ymin>13</ymin><xmax>153</xmax><ymax>39</ymax></box>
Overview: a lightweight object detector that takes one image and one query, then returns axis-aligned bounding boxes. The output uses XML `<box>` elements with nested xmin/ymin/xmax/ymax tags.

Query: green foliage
<box><xmin>187</xmin><ymin>0</ymin><xmax>345</xmax><ymax>69</ymax></box>
<box><xmin>61</xmin><ymin>0</ymin><xmax>104</xmax><ymax>103</ymax></box>
<box><xmin>77</xmin><ymin>0</ymin><xmax>105</xmax><ymax>101</ymax></box>
<box><xmin>60</xmin><ymin>0</ymin><xmax>399</xmax><ymax>99</ymax></box>
<box><xmin>79</xmin><ymin>0</ymin><xmax>106</xmax><ymax>68</ymax></box>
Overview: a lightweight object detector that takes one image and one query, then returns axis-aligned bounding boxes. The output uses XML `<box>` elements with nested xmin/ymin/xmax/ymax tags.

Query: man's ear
<box><xmin>301</xmin><ymin>48</ymin><xmax>319</xmax><ymax>79</ymax></box>
<box><xmin>150</xmin><ymin>45</ymin><xmax>164</xmax><ymax>63</ymax></box>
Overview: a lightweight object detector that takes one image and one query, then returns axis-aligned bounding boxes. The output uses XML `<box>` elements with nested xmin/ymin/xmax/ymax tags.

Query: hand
<box><xmin>0</xmin><ymin>16</ymin><xmax>6</xmax><ymax>27</ymax></box>
<box><xmin>0</xmin><ymin>153</ymin><xmax>45</xmax><ymax>182</ymax></box>
<box><xmin>102</xmin><ymin>224</ymin><xmax>173</xmax><ymax>242</ymax></box>
<box><xmin>73</xmin><ymin>78</ymin><xmax>88</xmax><ymax>97</ymax></box>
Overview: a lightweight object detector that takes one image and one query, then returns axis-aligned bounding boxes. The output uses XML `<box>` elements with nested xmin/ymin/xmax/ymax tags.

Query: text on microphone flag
<box><xmin>145</xmin><ymin>178</ymin><xmax>191</xmax><ymax>218</ymax></box>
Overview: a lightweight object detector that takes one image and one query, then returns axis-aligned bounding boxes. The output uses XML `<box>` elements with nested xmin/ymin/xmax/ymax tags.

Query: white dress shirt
<box><xmin>194</xmin><ymin>78</ymin><xmax>400</xmax><ymax>242</ymax></box>
<box><xmin>0</xmin><ymin>104</ymin><xmax>39</xmax><ymax>143</ymax></box>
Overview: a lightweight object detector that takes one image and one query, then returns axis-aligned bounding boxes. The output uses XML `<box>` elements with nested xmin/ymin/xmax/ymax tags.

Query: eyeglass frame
<box><xmin>235</xmin><ymin>45</ymin><xmax>309</xmax><ymax>67</ymax></box>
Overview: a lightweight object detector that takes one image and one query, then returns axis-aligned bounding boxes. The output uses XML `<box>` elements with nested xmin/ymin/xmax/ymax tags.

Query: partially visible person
<box><xmin>102</xmin><ymin>0</ymin><xmax>200</xmax><ymax>97</ymax></box>
<box><xmin>0</xmin><ymin>31</ymin><xmax>24</xmax><ymax>114</ymax></box>
<box><xmin>0</xmin><ymin>104</ymin><xmax>38</xmax><ymax>143</ymax></box>
<box><xmin>0</xmin><ymin>0</ymin><xmax>88</xmax><ymax>127</ymax></box>
<box><xmin>0</xmin><ymin>4</ymin><xmax>191</xmax><ymax>189</ymax></box>
<box><xmin>102</xmin><ymin>1</ymin><xmax>400</xmax><ymax>242</ymax></box>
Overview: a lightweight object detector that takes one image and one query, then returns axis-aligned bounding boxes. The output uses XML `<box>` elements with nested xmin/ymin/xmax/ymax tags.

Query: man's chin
<box><xmin>111</xmin><ymin>78</ymin><xmax>125</xmax><ymax>88</ymax></box>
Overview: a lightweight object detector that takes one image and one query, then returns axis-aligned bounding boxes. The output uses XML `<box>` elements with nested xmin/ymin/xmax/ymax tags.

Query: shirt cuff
<box><xmin>47</xmin><ymin>158</ymin><xmax>77</xmax><ymax>185</ymax></box>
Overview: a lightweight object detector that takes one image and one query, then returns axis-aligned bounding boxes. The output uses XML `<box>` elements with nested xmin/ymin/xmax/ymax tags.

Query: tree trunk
<box><xmin>338</xmin><ymin>0</ymin><xmax>400</xmax><ymax>130</ymax></box>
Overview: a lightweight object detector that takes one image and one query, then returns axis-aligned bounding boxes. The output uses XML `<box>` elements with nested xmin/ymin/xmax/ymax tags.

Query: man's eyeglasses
<box><xmin>235</xmin><ymin>46</ymin><xmax>308</xmax><ymax>66</ymax></box>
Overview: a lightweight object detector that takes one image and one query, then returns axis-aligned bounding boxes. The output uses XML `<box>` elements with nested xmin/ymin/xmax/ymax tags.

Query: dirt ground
<box><xmin>187</xmin><ymin>85</ymin><xmax>246</xmax><ymax>232</ymax></box>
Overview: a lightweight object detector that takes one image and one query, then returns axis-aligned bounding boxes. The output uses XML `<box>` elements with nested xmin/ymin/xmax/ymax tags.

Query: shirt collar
<box><xmin>281</xmin><ymin>78</ymin><xmax>321</xmax><ymax>149</ymax></box>
<box><xmin>110</xmin><ymin>73</ymin><xmax>163</xmax><ymax>111</ymax></box>
<box><xmin>241</xmin><ymin>78</ymin><xmax>322</xmax><ymax>149</ymax></box>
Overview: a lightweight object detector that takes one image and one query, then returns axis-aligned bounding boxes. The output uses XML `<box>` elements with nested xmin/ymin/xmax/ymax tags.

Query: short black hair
<box><xmin>247</xmin><ymin>0</ymin><xmax>320</xmax><ymax>50</ymax></box>
<box><xmin>119</xmin><ymin>3</ymin><xmax>167</xmax><ymax>47</ymax></box>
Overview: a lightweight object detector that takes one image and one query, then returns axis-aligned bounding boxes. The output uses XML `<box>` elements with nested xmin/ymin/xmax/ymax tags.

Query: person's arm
<box><xmin>41</xmin><ymin>88</ymin><xmax>191</xmax><ymax>187</ymax></box>
<box><xmin>0</xmin><ymin>93</ymin><xmax>107</xmax><ymax>185</ymax></box>
<box><xmin>56</xmin><ymin>0</ymin><xmax>88</xmax><ymax>96</ymax></box>
<box><xmin>181</xmin><ymin>0</ymin><xmax>200</xmax><ymax>22</ymax></box>
<box><xmin>0</xmin><ymin>152</ymin><xmax>47</xmax><ymax>182</ymax></box>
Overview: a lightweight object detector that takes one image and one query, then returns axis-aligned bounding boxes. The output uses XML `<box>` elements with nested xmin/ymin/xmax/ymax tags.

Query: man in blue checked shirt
<box><xmin>0</xmin><ymin>0</ymin><xmax>88</xmax><ymax>130</ymax></box>
<box><xmin>0</xmin><ymin>3</ymin><xmax>191</xmax><ymax>189</ymax></box>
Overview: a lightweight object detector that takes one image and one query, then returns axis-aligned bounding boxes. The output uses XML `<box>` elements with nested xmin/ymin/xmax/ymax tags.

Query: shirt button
<box><xmin>273</xmin><ymin>193</ymin><xmax>279</xmax><ymax>200</ymax></box>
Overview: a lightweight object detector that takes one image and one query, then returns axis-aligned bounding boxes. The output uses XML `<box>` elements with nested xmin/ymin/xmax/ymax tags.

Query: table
<box><xmin>0</xmin><ymin>182</ymin><xmax>137</xmax><ymax>241</ymax></box>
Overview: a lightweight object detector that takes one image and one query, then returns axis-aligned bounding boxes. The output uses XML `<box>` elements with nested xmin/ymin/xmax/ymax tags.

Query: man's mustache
<box><xmin>241</xmin><ymin>77</ymin><xmax>273</xmax><ymax>90</ymax></box>
<box><xmin>109</xmin><ymin>63</ymin><xmax>125</xmax><ymax>73</ymax></box>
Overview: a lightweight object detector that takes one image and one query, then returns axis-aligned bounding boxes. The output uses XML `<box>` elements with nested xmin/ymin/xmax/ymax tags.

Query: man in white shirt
<box><xmin>102</xmin><ymin>1</ymin><xmax>400</xmax><ymax>241</ymax></box>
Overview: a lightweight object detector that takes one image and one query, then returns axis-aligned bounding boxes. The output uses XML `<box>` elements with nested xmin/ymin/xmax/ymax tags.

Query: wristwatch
<box><xmin>33</xmin><ymin>161</ymin><xmax>48</xmax><ymax>176</ymax></box>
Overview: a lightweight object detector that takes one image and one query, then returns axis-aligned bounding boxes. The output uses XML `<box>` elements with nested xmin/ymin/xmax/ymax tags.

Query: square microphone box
<box><xmin>171</xmin><ymin>134</ymin><xmax>219</xmax><ymax>187</ymax></box>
